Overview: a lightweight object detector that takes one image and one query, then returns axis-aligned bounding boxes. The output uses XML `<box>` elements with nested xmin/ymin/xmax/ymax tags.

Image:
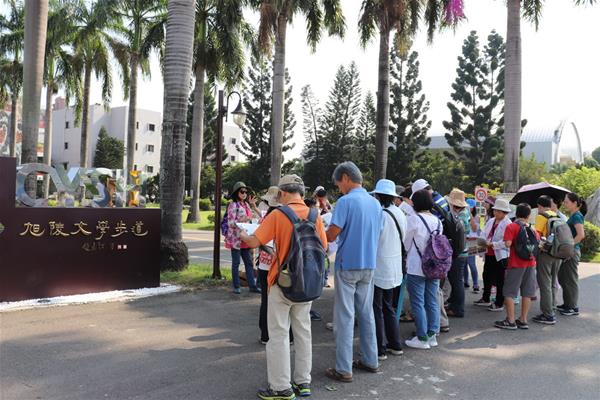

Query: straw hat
<box><xmin>492</xmin><ymin>198</ymin><xmax>512</xmax><ymax>213</ymax></box>
<box><xmin>261</xmin><ymin>186</ymin><xmax>281</xmax><ymax>207</ymax></box>
<box><xmin>447</xmin><ymin>188</ymin><xmax>468</xmax><ymax>208</ymax></box>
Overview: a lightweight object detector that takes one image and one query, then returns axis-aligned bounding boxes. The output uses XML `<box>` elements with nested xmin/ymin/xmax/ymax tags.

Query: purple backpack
<box><xmin>413</xmin><ymin>214</ymin><xmax>453</xmax><ymax>279</ymax></box>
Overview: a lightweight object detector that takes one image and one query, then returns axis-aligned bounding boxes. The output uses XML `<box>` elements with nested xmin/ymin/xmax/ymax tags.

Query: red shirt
<box><xmin>503</xmin><ymin>222</ymin><xmax>538</xmax><ymax>269</ymax></box>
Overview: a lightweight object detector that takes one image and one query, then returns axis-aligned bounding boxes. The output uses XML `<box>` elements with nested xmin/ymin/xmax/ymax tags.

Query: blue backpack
<box><xmin>276</xmin><ymin>206</ymin><xmax>327</xmax><ymax>302</ymax></box>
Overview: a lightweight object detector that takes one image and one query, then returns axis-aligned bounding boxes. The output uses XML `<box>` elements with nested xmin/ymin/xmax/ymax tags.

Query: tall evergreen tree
<box><xmin>352</xmin><ymin>91</ymin><xmax>376</xmax><ymax>185</ymax></box>
<box><xmin>237</xmin><ymin>55</ymin><xmax>295</xmax><ymax>191</ymax></box>
<box><xmin>443</xmin><ymin>30</ymin><xmax>506</xmax><ymax>190</ymax></box>
<box><xmin>388</xmin><ymin>45</ymin><xmax>431</xmax><ymax>185</ymax></box>
<box><xmin>303</xmin><ymin>62</ymin><xmax>361</xmax><ymax>189</ymax></box>
<box><xmin>93</xmin><ymin>127</ymin><xmax>124</xmax><ymax>169</ymax></box>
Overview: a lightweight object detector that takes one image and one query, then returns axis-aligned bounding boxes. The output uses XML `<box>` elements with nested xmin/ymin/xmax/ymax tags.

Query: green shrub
<box><xmin>582</xmin><ymin>222</ymin><xmax>600</xmax><ymax>259</ymax></box>
<box><xmin>198</xmin><ymin>198</ymin><xmax>212</xmax><ymax>211</ymax></box>
<box><xmin>183</xmin><ymin>196</ymin><xmax>192</xmax><ymax>206</ymax></box>
<box><xmin>207</xmin><ymin>214</ymin><xmax>215</xmax><ymax>224</ymax></box>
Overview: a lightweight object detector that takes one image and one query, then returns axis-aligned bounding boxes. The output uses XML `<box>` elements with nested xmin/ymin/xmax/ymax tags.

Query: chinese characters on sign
<box><xmin>19</xmin><ymin>220</ymin><xmax>149</xmax><ymax>240</ymax></box>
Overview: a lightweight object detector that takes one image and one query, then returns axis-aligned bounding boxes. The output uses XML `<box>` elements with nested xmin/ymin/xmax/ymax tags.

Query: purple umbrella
<box><xmin>509</xmin><ymin>182</ymin><xmax>571</xmax><ymax>208</ymax></box>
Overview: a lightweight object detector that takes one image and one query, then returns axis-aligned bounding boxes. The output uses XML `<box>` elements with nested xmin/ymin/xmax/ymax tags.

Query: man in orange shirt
<box><xmin>241</xmin><ymin>175</ymin><xmax>327</xmax><ymax>400</ymax></box>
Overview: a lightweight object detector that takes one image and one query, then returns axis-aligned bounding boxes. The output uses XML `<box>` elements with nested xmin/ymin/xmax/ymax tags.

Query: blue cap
<box><xmin>466</xmin><ymin>198</ymin><xmax>477</xmax><ymax>209</ymax></box>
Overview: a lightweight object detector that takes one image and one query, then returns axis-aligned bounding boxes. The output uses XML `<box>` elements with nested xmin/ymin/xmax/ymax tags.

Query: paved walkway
<box><xmin>1</xmin><ymin>263</ymin><xmax>599</xmax><ymax>400</ymax></box>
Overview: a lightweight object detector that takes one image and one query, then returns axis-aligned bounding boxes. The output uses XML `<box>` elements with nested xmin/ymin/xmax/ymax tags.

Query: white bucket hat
<box><xmin>492</xmin><ymin>198</ymin><xmax>512</xmax><ymax>213</ymax></box>
<box><xmin>371</xmin><ymin>179</ymin><xmax>400</xmax><ymax>198</ymax></box>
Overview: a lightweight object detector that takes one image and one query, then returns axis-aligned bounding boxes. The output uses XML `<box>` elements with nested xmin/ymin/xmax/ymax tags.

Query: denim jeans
<box><xmin>373</xmin><ymin>285</ymin><xmax>402</xmax><ymax>354</ymax></box>
<box><xmin>334</xmin><ymin>268</ymin><xmax>378</xmax><ymax>374</ymax></box>
<box><xmin>464</xmin><ymin>255</ymin><xmax>479</xmax><ymax>288</ymax></box>
<box><xmin>407</xmin><ymin>274</ymin><xmax>440</xmax><ymax>338</ymax></box>
<box><xmin>231</xmin><ymin>248</ymin><xmax>256</xmax><ymax>289</ymax></box>
<box><xmin>447</xmin><ymin>257</ymin><xmax>466</xmax><ymax>316</ymax></box>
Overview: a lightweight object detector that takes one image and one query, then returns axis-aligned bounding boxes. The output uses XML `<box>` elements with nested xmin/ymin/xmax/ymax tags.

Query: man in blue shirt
<box><xmin>325</xmin><ymin>161</ymin><xmax>382</xmax><ymax>383</ymax></box>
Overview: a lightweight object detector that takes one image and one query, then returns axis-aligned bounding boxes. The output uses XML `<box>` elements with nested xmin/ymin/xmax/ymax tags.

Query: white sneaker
<box><xmin>325</xmin><ymin>322</ymin><xmax>334</xmax><ymax>331</ymax></box>
<box><xmin>428</xmin><ymin>335</ymin><xmax>438</xmax><ymax>347</ymax></box>
<box><xmin>387</xmin><ymin>348</ymin><xmax>404</xmax><ymax>356</ymax></box>
<box><xmin>405</xmin><ymin>336</ymin><xmax>431</xmax><ymax>350</ymax></box>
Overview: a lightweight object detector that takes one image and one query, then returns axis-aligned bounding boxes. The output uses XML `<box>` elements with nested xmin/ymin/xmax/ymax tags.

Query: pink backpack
<box><xmin>414</xmin><ymin>214</ymin><xmax>453</xmax><ymax>279</ymax></box>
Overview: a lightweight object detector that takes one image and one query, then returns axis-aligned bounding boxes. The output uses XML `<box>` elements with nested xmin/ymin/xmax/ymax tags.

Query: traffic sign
<box><xmin>474</xmin><ymin>187</ymin><xmax>488</xmax><ymax>202</ymax></box>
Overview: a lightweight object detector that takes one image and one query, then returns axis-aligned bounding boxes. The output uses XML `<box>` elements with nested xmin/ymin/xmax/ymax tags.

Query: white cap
<box><xmin>411</xmin><ymin>179</ymin><xmax>430</xmax><ymax>198</ymax></box>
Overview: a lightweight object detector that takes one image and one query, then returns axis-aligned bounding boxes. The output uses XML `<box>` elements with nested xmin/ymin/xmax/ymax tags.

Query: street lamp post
<box><xmin>212</xmin><ymin>90</ymin><xmax>246</xmax><ymax>279</ymax></box>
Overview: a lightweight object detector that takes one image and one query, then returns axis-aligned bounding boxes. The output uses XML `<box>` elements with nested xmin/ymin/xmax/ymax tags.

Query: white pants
<box><xmin>266</xmin><ymin>285</ymin><xmax>312</xmax><ymax>391</ymax></box>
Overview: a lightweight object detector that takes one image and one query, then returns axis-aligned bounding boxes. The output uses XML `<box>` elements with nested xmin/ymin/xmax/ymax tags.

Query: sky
<box><xmin>73</xmin><ymin>0</ymin><xmax>600</xmax><ymax>158</ymax></box>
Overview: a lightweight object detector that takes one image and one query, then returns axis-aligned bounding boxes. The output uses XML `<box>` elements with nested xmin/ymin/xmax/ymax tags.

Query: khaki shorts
<box><xmin>503</xmin><ymin>267</ymin><xmax>536</xmax><ymax>298</ymax></box>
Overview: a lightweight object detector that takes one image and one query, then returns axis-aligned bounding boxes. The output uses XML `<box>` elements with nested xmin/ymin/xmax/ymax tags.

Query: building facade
<box><xmin>51</xmin><ymin>99</ymin><xmax>162</xmax><ymax>175</ymax></box>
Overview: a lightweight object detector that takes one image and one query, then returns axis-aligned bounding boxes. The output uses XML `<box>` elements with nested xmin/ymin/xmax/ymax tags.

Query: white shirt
<box><xmin>374</xmin><ymin>205</ymin><xmax>407</xmax><ymax>289</ymax></box>
<box><xmin>400</xmin><ymin>201</ymin><xmax>415</xmax><ymax>216</ymax></box>
<box><xmin>403</xmin><ymin>212</ymin><xmax>443</xmax><ymax>277</ymax></box>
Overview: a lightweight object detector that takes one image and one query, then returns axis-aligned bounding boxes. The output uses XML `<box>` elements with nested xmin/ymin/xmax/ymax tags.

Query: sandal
<box><xmin>325</xmin><ymin>368</ymin><xmax>353</xmax><ymax>383</ymax></box>
<box><xmin>352</xmin><ymin>359</ymin><xmax>380</xmax><ymax>373</ymax></box>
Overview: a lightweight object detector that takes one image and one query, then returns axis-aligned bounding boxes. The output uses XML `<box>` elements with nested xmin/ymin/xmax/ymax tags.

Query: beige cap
<box><xmin>279</xmin><ymin>174</ymin><xmax>304</xmax><ymax>189</ymax></box>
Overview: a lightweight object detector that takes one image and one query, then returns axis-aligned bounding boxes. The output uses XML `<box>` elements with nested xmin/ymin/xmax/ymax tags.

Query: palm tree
<box><xmin>105</xmin><ymin>0</ymin><xmax>166</xmax><ymax>184</ymax></box>
<box><xmin>359</xmin><ymin>0</ymin><xmax>464</xmax><ymax>181</ymax></box>
<box><xmin>21</xmin><ymin>0</ymin><xmax>49</xmax><ymax>198</ymax></box>
<box><xmin>159</xmin><ymin>0</ymin><xmax>195</xmax><ymax>270</ymax></box>
<box><xmin>42</xmin><ymin>0</ymin><xmax>81</xmax><ymax>196</ymax></box>
<box><xmin>71</xmin><ymin>0</ymin><xmax>128</xmax><ymax>168</ymax></box>
<box><xmin>503</xmin><ymin>0</ymin><xmax>596</xmax><ymax>192</ymax></box>
<box><xmin>256</xmin><ymin>0</ymin><xmax>345</xmax><ymax>185</ymax></box>
<box><xmin>0</xmin><ymin>0</ymin><xmax>24</xmax><ymax>159</ymax></box>
<box><xmin>186</xmin><ymin>0</ymin><xmax>252</xmax><ymax>223</ymax></box>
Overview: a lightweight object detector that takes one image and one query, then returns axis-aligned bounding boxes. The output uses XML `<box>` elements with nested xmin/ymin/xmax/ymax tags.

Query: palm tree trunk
<box><xmin>80</xmin><ymin>65</ymin><xmax>91</xmax><ymax>168</ymax></box>
<box><xmin>43</xmin><ymin>83</ymin><xmax>53</xmax><ymax>197</ymax></box>
<box><xmin>126</xmin><ymin>53</ymin><xmax>139</xmax><ymax>182</ymax></box>
<box><xmin>187</xmin><ymin>64</ymin><xmax>205</xmax><ymax>223</ymax></box>
<box><xmin>159</xmin><ymin>0</ymin><xmax>194</xmax><ymax>271</ymax></box>
<box><xmin>9</xmin><ymin>92</ymin><xmax>17</xmax><ymax>158</ymax></box>
<box><xmin>503</xmin><ymin>0</ymin><xmax>521</xmax><ymax>193</ymax></box>
<box><xmin>374</xmin><ymin>28</ymin><xmax>390</xmax><ymax>181</ymax></box>
<box><xmin>270</xmin><ymin>12</ymin><xmax>287</xmax><ymax>186</ymax></box>
<box><xmin>22</xmin><ymin>0</ymin><xmax>49</xmax><ymax>197</ymax></box>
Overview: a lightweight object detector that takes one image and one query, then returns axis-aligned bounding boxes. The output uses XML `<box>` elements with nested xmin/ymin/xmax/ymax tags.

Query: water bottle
<box><xmin>491</xmin><ymin>286</ymin><xmax>496</xmax><ymax>302</ymax></box>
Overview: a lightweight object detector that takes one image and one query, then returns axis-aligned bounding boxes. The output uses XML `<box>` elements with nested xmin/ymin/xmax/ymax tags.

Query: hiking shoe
<box><xmin>309</xmin><ymin>310</ymin><xmax>322</xmax><ymax>321</ymax></box>
<box><xmin>473</xmin><ymin>287</ymin><xmax>480</xmax><ymax>293</ymax></box>
<box><xmin>378</xmin><ymin>353</ymin><xmax>388</xmax><ymax>361</ymax></box>
<box><xmin>464</xmin><ymin>283</ymin><xmax>470</xmax><ymax>288</ymax></box>
<box><xmin>532</xmin><ymin>314</ymin><xmax>556</xmax><ymax>325</ymax></box>
<box><xmin>559</xmin><ymin>308</ymin><xmax>579</xmax><ymax>316</ymax></box>
<box><xmin>488</xmin><ymin>304</ymin><xmax>504</xmax><ymax>312</ymax></box>
<box><xmin>352</xmin><ymin>359</ymin><xmax>380</xmax><ymax>373</ymax></box>
<box><xmin>249</xmin><ymin>287</ymin><xmax>262</xmax><ymax>294</ymax></box>
<box><xmin>233</xmin><ymin>287</ymin><xmax>241</xmax><ymax>294</ymax></box>
<box><xmin>387</xmin><ymin>348</ymin><xmax>404</xmax><ymax>356</ymax></box>
<box><xmin>325</xmin><ymin>368</ymin><xmax>353</xmax><ymax>383</ymax></box>
<box><xmin>292</xmin><ymin>383</ymin><xmax>311</xmax><ymax>397</ymax></box>
<box><xmin>555</xmin><ymin>304</ymin><xmax>567</xmax><ymax>312</ymax></box>
<box><xmin>474</xmin><ymin>298</ymin><xmax>491</xmax><ymax>307</ymax></box>
<box><xmin>405</xmin><ymin>336</ymin><xmax>431</xmax><ymax>350</ymax></box>
<box><xmin>440</xmin><ymin>326</ymin><xmax>450</xmax><ymax>333</ymax></box>
<box><xmin>494</xmin><ymin>319</ymin><xmax>517</xmax><ymax>330</ymax></box>
<box><xmin>257</xmin><ymin>387</ymin><xmax>296</xmax><ymax>400</ymax></box>
<box><xmin>515</xmin><ymin>319</ymin><xmax>529</xmax><ymax>329</ymax></box>
<box><xmin>260</xmin><ymin>338</ymin><xmax>268</xmax><ymax>345</ymax></box>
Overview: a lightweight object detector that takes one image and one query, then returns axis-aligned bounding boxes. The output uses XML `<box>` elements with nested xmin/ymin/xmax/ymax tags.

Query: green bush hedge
<box><xmin>582</xmin><ymin>222</ymin><xmax>600</xmax><ymax>259</ymax></box>
<box><xmin>183</xmin><ymin>196</ymin><xmax>192</xmax><ymax>206</ymax></box>
<box><xmin>198</xmin><ymin>198</ymin><xmax>212</xmax><ymax>211</ymax></box>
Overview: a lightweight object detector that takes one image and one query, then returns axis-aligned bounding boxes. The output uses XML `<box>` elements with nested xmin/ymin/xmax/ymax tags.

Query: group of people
<box><xmin>222</xmin><ymin>161</ymin><xmax>587</xmax><ymax>400</ymax></box>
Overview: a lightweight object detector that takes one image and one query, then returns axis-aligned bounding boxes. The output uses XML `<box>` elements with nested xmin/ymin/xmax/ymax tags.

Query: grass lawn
<box><xmin>161</xmin><ymin>264</ymin><xmax>231</xmax><ymax>288</ymax></box>
<box><xmin>582</xmin><ymin>252</ymin><xmax>600</xmax><ymax>263</ymax></box>
<box><xmin>147</xmin><ymin>204</ymin><xmax>217</xmax><ymax>231</ymax></box>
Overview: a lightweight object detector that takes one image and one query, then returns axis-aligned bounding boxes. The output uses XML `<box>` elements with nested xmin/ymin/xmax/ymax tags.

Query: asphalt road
<box><xmin>1</xmin><ymin>262</ymin><xmax>599</xmax><ymax>400</ymax></box>
<box><xmin>183</xmin><ymin>229</ymin><xmax>231</xmax><ymax>265</ymax></box>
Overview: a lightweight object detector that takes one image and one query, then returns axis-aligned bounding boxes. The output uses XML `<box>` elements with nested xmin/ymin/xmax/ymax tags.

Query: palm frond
<box><xmin>358</xmin><ymin>0</ymin><xmax>379</xmax><ymax>48</ymax></box>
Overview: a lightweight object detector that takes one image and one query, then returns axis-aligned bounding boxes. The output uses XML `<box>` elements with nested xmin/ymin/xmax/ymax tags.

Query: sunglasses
<box><xmin>239</xmin><ymin>190</ymin><xmax>248</xmax><ymax>194</ymax></box>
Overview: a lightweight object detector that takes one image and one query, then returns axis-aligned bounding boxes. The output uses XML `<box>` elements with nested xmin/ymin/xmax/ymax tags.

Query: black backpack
<box><xmin>514</xmin><ymin>221</ymin><xmax>540</xmax><ymax>261</ymax></box>
<box><xmin>433</xmin><ymin>204</ymin><xmax>465</xmax><ymax>259</ymax></box>
<box><xmin>276</xmin><ymin>206</ymin><xmax>327</xmax><ymax>302</ymax></box>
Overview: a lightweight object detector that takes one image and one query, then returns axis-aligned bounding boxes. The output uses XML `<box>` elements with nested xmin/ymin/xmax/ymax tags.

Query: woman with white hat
<box><xmin>475</xmin><ymin>198</ymin><xmax>511</xmax><ymax>311</ymax></box>
<box><xmin>371</xmin><ymin>179</ymin><xmax>407</xmax><ymax>359</ymax></box>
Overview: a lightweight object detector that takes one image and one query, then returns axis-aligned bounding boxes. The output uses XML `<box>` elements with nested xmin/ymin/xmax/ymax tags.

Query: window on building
<box><xmin>63</xmin><ymin>162</ymin><xmax>69</xmax><ymax>170</ymax></box>
<box><xmin>64</xmin><ymin>142</ymin><xmax>69</xmax><ymax>150</ymax></box>
<box><xmin>147</xmin><ymin>144</ymin><xmax>154</xmax><ymax>153</ymax></box>
<box><xmin>230</xmin><ymin>156</ymin><xmax>236</xmax><ymax>162</ymax></box>
<box><xmin>135</xmin><ymin>143</ymin><xmax>138</xmax><ymax>151</ymax></box>
<box><xmin>231</xmin><ymin>138</ymin><xmax>236</xmax><ymax>145</ymax></box>
<box><xmin>148</xmin><ymin>123</ymin><xmax>156</xmax><ymax>132</ymax></box>
<box><xmin>134</xmin><ymin>164</ymin><xmax>138</xmax><ymax>171</ymax></box>
<box><xmin>65</xmin><ymin>121</ymin><xmax>69</xmax><ymax>129</ymax></box>
<box><xmin>146</xmin><ymin>165</ymin><xmax>154</xmax><ymax>173</ymax></box>
<box><xmin>136</xmin><ymin>121</ymin><xmax>139</xmax><ymax>129</ymax></box>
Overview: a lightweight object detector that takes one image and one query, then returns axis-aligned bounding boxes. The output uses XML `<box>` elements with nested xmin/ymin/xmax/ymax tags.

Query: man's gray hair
<box><xmin>332</xmin><ymin>161</ymin><xmax>363</xmax><ymax>184</ymax></box>
<box><xmin>279</xmin><ymin>183</ymin><xmax>305</xmax><ymax>197</ymax></box>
